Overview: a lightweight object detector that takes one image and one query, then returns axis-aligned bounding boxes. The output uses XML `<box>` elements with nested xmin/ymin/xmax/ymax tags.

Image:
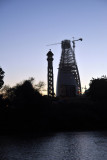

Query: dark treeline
<box><xmin>0</xmin><ymin>71</ymin><xmax>107</xmax><ymax>134</ymax></box>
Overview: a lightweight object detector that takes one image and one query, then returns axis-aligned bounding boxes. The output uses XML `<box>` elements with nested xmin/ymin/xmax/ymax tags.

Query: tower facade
<box><xmin>56</xmin><ymin>40</ymin><xmax>81</xmax><ymax>97</ymax></box>
<box><xmin>47</xmin><ymin>50</ymin><xmax>54</xmax><ymax>97</ymax></box>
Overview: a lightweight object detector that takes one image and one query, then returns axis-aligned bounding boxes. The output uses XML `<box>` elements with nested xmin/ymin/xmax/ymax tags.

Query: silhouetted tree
<box><xmin>87</xmin><ymin>76</ymin><xmax>107</xmax><ymax>100</ymax></box>
<box><xmin>0</xmin><ymin>94</ymin><xmax>3</xmax><ymax>107</ymax></box>
<box><xmin>0</xmin><ymin>85</ymin><xmax>17</xmax><ymax>109</ymax></box>
<box><xmin>0</xmin><ymin>78</ymin><xmax>51</xmax><ymax>111</ymax></box>
<box><xmin>1</xmin><ymin>85</ymin><xmax>12</xmax><ymax>97</ymax></box>
<box><xmin>25</xmin><ymin>77</ymin><xmax>46</xmax><ymax>94</ymax></box>
<box><xmin>0</xmin><ymin>67</ymin><xmax>5</xmax><ymax>89</ymax></box>
<box><xmin>11</xmin><ymin>80</ymin><xmax>42</xmax><ymax>108</ymax></box>
<box><xmin>35</xmin><ymin>81</ymin><xmax>46</xmax><ymax>94</ymax></box>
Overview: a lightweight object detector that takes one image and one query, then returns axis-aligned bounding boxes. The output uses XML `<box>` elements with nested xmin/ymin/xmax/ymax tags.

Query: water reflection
<box><xmin>0</xmin><ymin>132</ymin><xmax>107</xmax><ymax>160</ymax></box>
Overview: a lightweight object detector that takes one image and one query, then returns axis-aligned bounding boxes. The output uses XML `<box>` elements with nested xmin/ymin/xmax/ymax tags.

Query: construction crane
<box><xmin>46</xmin><ymin>38</ymin><xmax>82</xmax><ymax>47</ymax></box>
<box><xmin>46</xmin><ymin>42</ymin><xmax>61</xmax><ymax>46</ymax></box>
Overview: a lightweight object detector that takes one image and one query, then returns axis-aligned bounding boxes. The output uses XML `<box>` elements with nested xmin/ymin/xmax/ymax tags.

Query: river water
<box><xmin>0</xmin><ymin>131</ymin><xmax>107</xmax><ymax>160</ymax></box>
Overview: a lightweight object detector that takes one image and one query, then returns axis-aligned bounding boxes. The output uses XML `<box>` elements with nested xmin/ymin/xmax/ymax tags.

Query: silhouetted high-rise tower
<box><xmin>47</xmin><ymin>50</ymin><xmax>54</xmax><ymax>97</ymax></box>
<box><xmin>56</xmin><ymin>39</ymin><xmax>82</xmax><ymax>97</ymax></box>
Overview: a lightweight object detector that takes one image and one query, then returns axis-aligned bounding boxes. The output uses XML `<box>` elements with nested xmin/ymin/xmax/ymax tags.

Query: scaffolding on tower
<box><xmin>56</xmin><ymin>39</ymin><xmax>82</xmax><ymax>97</ymax></box>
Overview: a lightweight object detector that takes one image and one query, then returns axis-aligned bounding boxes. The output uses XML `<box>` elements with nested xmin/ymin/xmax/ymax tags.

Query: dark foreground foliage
<box><xmin>0</xmin><ymin>77</ymin><xmax>107</xmax><ymax>134</ymax></box>
<box><xmin>86</xmin><ymin>76</ymin><xmax>107</xmax><ymax>100</ymax></box>
<box><xmin>0</xmin><ymin>67</ymin><xmax>5</xmax><ymax>89</ymax></box>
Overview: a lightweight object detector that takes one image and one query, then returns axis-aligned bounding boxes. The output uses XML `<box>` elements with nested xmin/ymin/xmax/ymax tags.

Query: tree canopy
<box><xmin>0</xmin><ymin>67</ymin><xmax>5</xmax><ymax>89</ymax></box>
<box><xmin>1</xmin><ymin>78</ymin><xmax>50</xmax><ymax>109</ymax></box>
<box><xmin>87</xmin><ymin>76</ymin><xmax>107</xmax><ymax>100</ymax></box>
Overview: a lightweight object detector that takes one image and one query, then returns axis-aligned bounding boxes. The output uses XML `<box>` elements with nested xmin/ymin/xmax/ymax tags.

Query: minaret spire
<box><xmin>47</xmin><ymin>50</ymin><xmax>54</xmax><ymax>97</ymax></box>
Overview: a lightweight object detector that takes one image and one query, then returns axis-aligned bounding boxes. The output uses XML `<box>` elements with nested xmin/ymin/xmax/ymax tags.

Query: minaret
<box><xmin>47</xmin><ymin>50</ymin><xmax>54</xmax><ymax>97</ymax></box>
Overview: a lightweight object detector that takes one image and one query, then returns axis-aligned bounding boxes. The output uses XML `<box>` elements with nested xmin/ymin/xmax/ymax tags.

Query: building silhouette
<box><xmin>56</xmin><ymin>40</ymin><xmax>81</xmax><ymax>97</ymax></box>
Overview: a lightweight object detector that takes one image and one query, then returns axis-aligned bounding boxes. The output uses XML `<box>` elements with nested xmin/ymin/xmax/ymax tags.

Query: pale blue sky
<box><xmin>0</xmin><ymin>0</ymin><xmax>107</xmax><ymax>94</ymax></box>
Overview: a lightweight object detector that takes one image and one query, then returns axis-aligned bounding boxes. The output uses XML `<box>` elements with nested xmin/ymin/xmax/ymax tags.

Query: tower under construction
<box><xmin>56</xmin><ymin>39</ymin><xmax>82</xmax><ymax>97</ymax></box>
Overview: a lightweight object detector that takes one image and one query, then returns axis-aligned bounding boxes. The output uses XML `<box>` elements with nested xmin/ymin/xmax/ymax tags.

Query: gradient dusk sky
<box><xmin>0</xmin><ymin>0</ymin><xmax>107</xmax><ymax>94</ymax></box>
